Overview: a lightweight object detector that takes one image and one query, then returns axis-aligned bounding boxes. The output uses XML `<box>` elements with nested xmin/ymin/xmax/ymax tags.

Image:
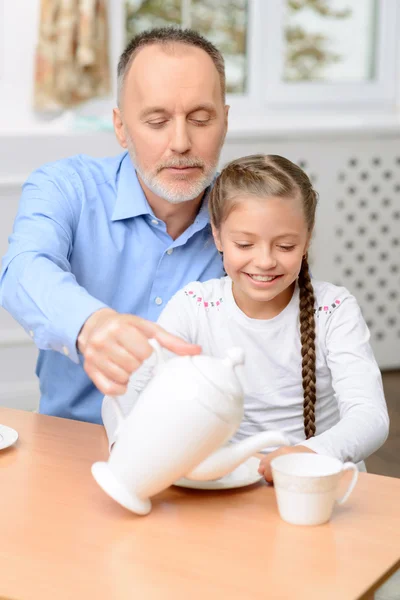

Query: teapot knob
<box><xmin>224</xmin><ymin>347</ymin><xmax>245</xmax><ymax>367</ymax></box>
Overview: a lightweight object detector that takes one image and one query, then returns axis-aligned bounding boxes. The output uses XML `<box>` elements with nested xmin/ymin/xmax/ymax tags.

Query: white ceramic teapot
<box><xmin>92</xmin><ymin>341</ymin><xmax>289</xmax><ymax>515</ymax></box>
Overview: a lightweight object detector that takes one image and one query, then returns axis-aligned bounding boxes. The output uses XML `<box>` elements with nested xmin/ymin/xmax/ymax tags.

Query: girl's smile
<box><xmin>244</xmin><ymin>273</ymin><xmax>284</xmax><ymax>286</ymax></box>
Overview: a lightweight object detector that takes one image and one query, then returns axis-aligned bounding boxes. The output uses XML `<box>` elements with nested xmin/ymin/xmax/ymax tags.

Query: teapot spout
<box><xmin>185</xmin><ymin>430</ymin><xmax>289</xmax><ymax>481</ymax></box>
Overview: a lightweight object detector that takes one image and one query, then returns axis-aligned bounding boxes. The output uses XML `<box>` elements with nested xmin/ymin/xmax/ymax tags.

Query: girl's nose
<box><xmin>255</xmin><ymin>250</ymin><xmax>277</xmax><ymax>270</ymax></box>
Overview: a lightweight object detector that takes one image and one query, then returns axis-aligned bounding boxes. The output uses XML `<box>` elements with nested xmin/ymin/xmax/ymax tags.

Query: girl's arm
<box><xmin>300</xmin><ymin>294</ymin><xmax>389</xmax><ymax>464</ymax></box>
<box><xmin>102</xmin><ymin>287</ymin><xmax>196</xmax><ymax>447</ymax></box>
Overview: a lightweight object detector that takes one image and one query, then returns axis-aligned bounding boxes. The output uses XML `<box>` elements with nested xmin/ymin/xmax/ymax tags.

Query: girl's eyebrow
<box><xmin>274</xmin><ymin>233</ymin><xmax>301</xmax><ymax>240</ymax></box>
<box><xmin>229</xmin><ymin>230</ymin><xmax>301</xmax><ymax>239</ymax></box>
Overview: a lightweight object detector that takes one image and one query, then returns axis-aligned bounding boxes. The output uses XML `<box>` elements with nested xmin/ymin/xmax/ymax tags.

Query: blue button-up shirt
<box><xmin>0</xmin><ymin>152</ymin><xmax>223</xmax><ymax>423</ymax></box>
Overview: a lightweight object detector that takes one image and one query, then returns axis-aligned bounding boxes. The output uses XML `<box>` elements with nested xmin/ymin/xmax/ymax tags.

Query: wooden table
<box><xmin>0</xmin><ymin>407</ymin><xmax>399</xmax><ymax>600</ymax></box>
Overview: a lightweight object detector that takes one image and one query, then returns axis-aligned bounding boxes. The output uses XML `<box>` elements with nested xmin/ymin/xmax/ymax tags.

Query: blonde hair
<box><xmin>209</xmin><ymin>154</ymin><xmax>319</xmax><ymax>439</ymax></box>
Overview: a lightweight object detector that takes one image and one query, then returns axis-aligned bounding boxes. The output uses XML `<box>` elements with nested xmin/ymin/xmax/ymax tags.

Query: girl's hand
<box><xmin>258</xmin><ymin>445</ymin><xmax>316</xmax><ymax>483</ymax></box>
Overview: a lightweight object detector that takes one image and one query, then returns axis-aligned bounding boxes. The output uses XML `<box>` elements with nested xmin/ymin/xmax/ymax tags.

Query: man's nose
<box><xmin>169</xmin><ymin>120</ymin><xmax>191</xmax><ymax>154</ymax></box>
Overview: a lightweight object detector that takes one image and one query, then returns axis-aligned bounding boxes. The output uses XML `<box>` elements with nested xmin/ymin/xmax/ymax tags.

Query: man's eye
<box><xmin>148</xmin><ymin>121</ymin><xmax>167</xmax><ymax>128</ymax></box>
<box><xmin>191</xmin><ymin>119</ymin><xmax>209</xmax><ymax>126</ymax></box>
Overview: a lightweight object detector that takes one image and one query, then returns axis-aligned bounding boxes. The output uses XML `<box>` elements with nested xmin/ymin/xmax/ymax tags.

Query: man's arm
<box><xmin>0</xmin><ymin>166</ymin><xmax>107</xmax><ymax>363</ymax></box>
<box><xmin>0</xmin><ymin>166</ymin><xmax>201</xmax><ymax>396</ymax></box>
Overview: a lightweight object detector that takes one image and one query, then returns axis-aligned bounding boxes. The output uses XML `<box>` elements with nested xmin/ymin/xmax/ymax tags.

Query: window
<box><xmin>262</xmin><ymin>0</ymin><xmax>399</xmax><ymax>110</ymax></box>
<box><xmin>124</xmin><ymin>0</ymin><xmax>399</xmax><ymax>115</ymax></box>
<box><xmin>126</xmin><ymin>0</ymin><xmax>248</xmax><ymax>94</ymax></box>
<box><xmin>283</xmin><ymin>1</ymin><xmax>377</xmax><ymax>83</ymax></box>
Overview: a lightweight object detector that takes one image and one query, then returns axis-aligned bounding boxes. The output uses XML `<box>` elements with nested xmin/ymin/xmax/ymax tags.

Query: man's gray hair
<box><xmin>117</xmin><ymin>27</ymin><xmax>226</xmax><ymax>105</ymax></box>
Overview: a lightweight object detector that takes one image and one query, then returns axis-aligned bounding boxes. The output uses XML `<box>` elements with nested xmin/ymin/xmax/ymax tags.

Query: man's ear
<box><xmin>224</xmin><ymin>104</ymin><xmax>229</xmax><ymax>126</ymax></box>
<box><xmin>211</xmin><ymin>224</ymin><xmax>223</xmax><ymax>252</ymax></box>
<box><xmin>113</xmin><ymin>108</ymin><xmax>128</xmax><ymax>149</ymax></box>
<box><xmin>222</xmin><ymin>104</ymin><xmax>230</xmax><ymax>141</ymax></box>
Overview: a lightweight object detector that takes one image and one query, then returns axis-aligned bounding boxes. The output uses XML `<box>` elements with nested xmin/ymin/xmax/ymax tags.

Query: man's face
<box><xmin>114</xmin><ymin>44</ymin><xmax>229</xmax><ymax>204</ymax></box>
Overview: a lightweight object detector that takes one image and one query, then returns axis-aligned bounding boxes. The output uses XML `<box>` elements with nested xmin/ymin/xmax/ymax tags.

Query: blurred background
<box><xmin>0</xmin><ymin>0</ymin><xmax>398</xmax><ymax>476</ymax></box>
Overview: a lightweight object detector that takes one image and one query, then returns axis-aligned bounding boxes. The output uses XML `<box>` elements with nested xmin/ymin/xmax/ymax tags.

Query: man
<box><xmin>0</xmin><ymin>28</ymin><xmax>229</xmax><ymax>423</ymax></box>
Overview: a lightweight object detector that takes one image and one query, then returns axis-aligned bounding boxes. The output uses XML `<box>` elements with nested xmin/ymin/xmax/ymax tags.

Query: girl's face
<box><xmin>213</xmin><ymin>194</ymin><xmax>311</xmax><ymax>319</ymax></box>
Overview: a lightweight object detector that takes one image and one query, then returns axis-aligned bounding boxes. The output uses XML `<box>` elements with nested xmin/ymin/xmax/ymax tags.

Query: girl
<box><xmin>103</xmin><ymin>154</ymin><xmax>389</xmax><ymax>481</ymax></box>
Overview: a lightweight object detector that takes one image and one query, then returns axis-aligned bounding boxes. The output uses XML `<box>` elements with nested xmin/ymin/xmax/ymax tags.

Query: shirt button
<box><xmin>166</xmin><ymin>248</ymin><xmax>173</xmax><ymax>255</ymax></box>
<box><xmin>62</xmin><ymin>346</ymin><xmax>70</xmax><ymax>356</ymax></box>
<box><xmin>155</xmin><ymin>297</ymin><xmax>163</xmax><ymax>306</ymax></box>
<box><xmin>151</xmin><ymin>219</ymin><xmax>159</xmax><ymax>225</ymax></box>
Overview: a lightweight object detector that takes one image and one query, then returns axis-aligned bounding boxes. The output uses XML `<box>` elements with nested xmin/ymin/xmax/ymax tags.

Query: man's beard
<box><xmin>125</xmin><ymin>134</ymin><xmax>219</xmax><ymax>204</ymax></box>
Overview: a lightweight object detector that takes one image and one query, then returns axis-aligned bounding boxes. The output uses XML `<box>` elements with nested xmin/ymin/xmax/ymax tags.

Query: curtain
<box><xmin>34</xmin><ymin>0</ymin><xmax>111</xmax><ymax>111</ymax></box>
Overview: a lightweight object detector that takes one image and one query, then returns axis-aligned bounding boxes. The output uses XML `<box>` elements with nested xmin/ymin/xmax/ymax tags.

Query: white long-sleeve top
<box><xmin>103</xmin><ymin>277</ymin><xmax>389</xmax><ymax>464</ymax></box>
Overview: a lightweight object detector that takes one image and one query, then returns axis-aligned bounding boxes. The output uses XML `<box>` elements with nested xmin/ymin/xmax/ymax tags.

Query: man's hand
<box><xmin>258</xmin><ymin>445</ymin><xmax>316</xmax><ymax>483</ymax></box>
<box><xmin>77</xmin><ymin>308</ymin><xmax>201</xmax><ymax>396</ymax></box>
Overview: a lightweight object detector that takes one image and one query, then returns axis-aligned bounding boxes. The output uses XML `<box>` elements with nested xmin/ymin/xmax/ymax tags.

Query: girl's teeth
<box><xmin>250</xmin><ymin>275</ymin><xmax>276</xmax><ymax>282</ymax></box>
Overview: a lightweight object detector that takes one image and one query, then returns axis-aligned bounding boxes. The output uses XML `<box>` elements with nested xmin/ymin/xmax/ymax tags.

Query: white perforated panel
<box><xmin>332</xmin><ymin>155</ymin><xmax>400</xmax><ymax>348</ymax></box>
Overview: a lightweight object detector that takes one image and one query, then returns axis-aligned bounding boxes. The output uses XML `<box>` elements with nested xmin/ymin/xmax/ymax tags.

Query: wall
<box><xmin>1</xmin><ymin>0</ymin><xmax>41</xmax><ymax>132</ymax></box>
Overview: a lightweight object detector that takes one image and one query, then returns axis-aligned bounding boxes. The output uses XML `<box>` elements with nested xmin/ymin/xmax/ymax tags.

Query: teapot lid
<box><xmin>190</xmin><ymin>347</ymin><xmax>245</xmax><ymax>399</ymax></box>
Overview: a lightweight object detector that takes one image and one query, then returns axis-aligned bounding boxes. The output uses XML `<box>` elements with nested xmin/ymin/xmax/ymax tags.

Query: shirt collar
<box><xmin>112</xmin><ymin>151</ymin><xmax>214</xmax><ymax>230</ymax></box>
<box><xmin>112</xmin><ymin>152</ymin><xmax>153</xmax><ymax>221</ymax></box>
<box><xmin>194</xmin><ymin>185</ymin><xmax>213</xmax><ymax>229</ymax></box>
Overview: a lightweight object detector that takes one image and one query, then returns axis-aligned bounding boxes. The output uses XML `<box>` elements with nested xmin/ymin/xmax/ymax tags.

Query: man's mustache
<box><xmin>156</xmin><ymin>157</ymin><xmax>205</xmax><ymax>172</ymax></box>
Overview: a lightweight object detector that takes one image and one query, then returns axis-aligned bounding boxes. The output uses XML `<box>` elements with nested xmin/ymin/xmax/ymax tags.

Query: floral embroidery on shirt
<box><xmin>185</xmin><ymin>290</ymin><xmax>223</xmax><ymax>310</ymax></box>
<box><xmin>314</xmin><ymin>299</ymin><xmax>341</xmax><ymax>318</ymax></box>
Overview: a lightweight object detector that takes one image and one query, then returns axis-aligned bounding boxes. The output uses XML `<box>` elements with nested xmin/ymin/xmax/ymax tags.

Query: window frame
<box><xmin>257</xmin><ymin>0</ymin><xmax>400</xmax><ymax>111</ymax></box>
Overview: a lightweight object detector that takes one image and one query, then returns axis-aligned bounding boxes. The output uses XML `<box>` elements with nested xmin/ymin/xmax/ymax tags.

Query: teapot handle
<box><xmin>148</xmin><ymin>338</ymin><xmax>165</xmax><ymax>365</ymax></box>
<box><xmin>108</xmin><ymin>338</ymin><xmax>165</xmax><ymax>439</ymax></box>
<box><xmin>107</xmin><ymin>395</ymin><xmax>126</xmax><ymax>433</ymax></box>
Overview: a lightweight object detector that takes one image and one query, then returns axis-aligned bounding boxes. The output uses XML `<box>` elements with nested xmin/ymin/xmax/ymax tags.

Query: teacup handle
<box><xmin>336</xmin><ymin>462</ymin><xmax>359</xmax><ymax>505</ymax></box>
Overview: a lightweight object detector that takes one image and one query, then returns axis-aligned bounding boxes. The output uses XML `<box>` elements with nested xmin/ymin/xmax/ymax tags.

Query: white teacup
<box><xmin>271</xmin><ymin>453</ymin><xmax>359</xmax><ymax>526</ymax></box>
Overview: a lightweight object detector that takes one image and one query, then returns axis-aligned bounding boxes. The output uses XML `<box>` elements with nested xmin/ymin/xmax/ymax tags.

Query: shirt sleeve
<box><xmin>0</xmin><ymin>166</ymin><xmax>108</xmax><ymax>363</ymax></box>
<box><xmin>300</xmin><ymin>294</ymin><xmax>389</xmax><ymax>463</ymax></box>
<box><xmin>102</xmin><ymin>286</ymin><xmax>197</xmax><ymax>448</ymax></box>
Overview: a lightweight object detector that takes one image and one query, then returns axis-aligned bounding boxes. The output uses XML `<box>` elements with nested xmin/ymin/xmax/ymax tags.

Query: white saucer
<box><xmin>174</xmin><ymin>456</ymin><xmax>263</xmax><ymax>490</ymax></box>
<box><xmin>0</xmin><ymin>424</ymin><xmax>19</xmax><ymax>450</ymax></box>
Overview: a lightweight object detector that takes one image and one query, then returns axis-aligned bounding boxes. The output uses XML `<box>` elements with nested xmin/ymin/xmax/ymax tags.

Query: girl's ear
<box><xmin>304</xmin><ymin>229</ymin><xmax>314</xmax><ymax>255</ymax></box>
<box><xmin>211</xmin><ymin>224</ymin><xmax>223</xmax><ymax>252</ymax></box>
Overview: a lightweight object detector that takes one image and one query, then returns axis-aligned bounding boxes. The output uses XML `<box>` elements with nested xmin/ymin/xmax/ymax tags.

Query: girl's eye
<box><xmin>235</xmin><ymin>243</ymin><xmax>253</xmax><ymax>249</ymax></box>
<box><xmin>278</xmin><ymin>245</ymin><xmax>295</xmax><ymax>251</ymax></box>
